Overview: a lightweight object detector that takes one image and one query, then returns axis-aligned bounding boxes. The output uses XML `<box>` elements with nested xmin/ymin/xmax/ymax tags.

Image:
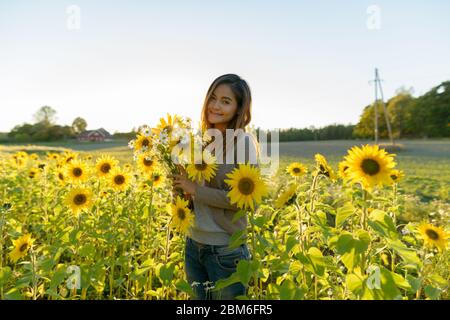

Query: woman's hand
<box><xmin>170</xmin><ymin>165</ymin><xmax>198</xmax><ymax>197</ymax></box>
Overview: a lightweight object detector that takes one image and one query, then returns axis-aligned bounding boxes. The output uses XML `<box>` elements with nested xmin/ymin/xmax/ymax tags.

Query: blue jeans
<box><xmin>184</xmin><ymin>237</ymin><xmax>251</xmax><ymax>300</ymax></box>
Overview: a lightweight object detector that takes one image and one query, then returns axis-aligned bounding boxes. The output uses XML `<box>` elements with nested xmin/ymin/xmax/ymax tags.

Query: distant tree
<box><xmin>386</xmin><ymin>91</ymin><xmax>415</xmax><ymax>138</ymax></box>
<box><xmin>33</xmin><ymin>106</ymin><xmax>57</xmax><ymax>127</ymax></box>
<box><xmin>72</xmin><ymin>117</ymin><xmax>88</xmax><ymax>134</ymax></box>
<box><xmin>409</xmin><ymin>81</ymin><xmax>450</xmax><ymax>137</ymax></box>
<box><xmin>353</xmin><ymin>103</ymin><xmax>388</xmax><ymax>139</ymax></box>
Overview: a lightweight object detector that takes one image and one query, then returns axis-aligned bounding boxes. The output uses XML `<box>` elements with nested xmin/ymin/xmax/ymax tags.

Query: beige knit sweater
<box><xmin>191</xmin><ymin>132</ymin><xmax>259</xmax><ymax>245</ymax></box>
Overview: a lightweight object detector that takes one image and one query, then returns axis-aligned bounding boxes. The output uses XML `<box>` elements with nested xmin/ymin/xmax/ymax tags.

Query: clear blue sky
<box><xmin>1</xmin><ymin>0</ymin><xmax>449</xmax><ymax>133</ymax></box>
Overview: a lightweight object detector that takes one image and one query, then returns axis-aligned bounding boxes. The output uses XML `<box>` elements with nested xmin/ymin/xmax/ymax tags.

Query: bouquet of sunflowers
<box><xmin>128</xmin><ymin>114</ymin><xmax>216</xmax><ymax>195</ymax></box>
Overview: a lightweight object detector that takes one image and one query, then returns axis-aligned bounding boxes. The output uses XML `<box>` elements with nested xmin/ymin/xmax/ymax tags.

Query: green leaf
<box><xmin>50</xmin><ymin>267</ymin><xmax>68</xmax><ymax>289</ymax></box>
<box><xmin>279</xmin><ymin>279</ymin><xmax>297</xmax><ymax>300</ymax></box>
<box><xmin>175</xmin><ymin>279</ymin><xmax>194</xmax><ymax>296</ymax></box>
<box><xmin>391</xmin><ymin>272</ymin><xmax>411</xmax><ymax>291</ymax></box>
<box><xmin>289</xmin><ymin>261</ymin><xmax>302</xmax><ymax>275</ymax></box>
<box><xmin>336</xmin><ymin>202</ymin><xmax>355</xmax><ymax>228</ymax></box>
<box><xmin>0</xmin><ymin>267</ymin><xmax>12</xmax><ymax>286</ymax></box>
<box><xmin>387</xmin><ymin>239</ymin><xmax>422</xmax><ymax>269</ymax></box>
<box><xmin>232</xmin><ymin>210</ymin><xmax>246</xmax><ymax>223</ymax></box>
<box><xmin>297</xmin><ymin>247</ymin><xmax>326</xmax><ymax>277</ymax></box>
<box><xmin>406</xmin><ymin>275</ymin><xmax>422</xmax><ymax>293</ymax></box>
<box><xmin>368</xmin><ymin>209</ymin><xmax>398</xmax><ymax>240</ymax></box>
<box><xmin>424</xmin><ymin>285</ymin><xmax>441</xmax><ymax>300</ymax></box>
<box><xmin>346</xmin><ymin>266</ymin><xmax>403</xmax><ymax>300</ymax></box>
<box><xmin>214</xmin><ymin>273</ymin><xmax>240</xmax><ymax>291</ymax></box>
<box><xmin>253</xmin><ymin>216</ymin><xmax>267</xmax><ymax>228</ymax></box>
<box><xmin>285</xmin><ymin>236</ymin><xmax>298</xmax><ymax>254</ymax></box>
<box><xmin>335</xmin><ymin>231</ymin><xmax>370</xmax><ymax>271</ymax></box>
<box><xmin>5</xmin><ymin>288</ymin><xmax>22</xmax><ymax>300</ymax></box>
<box><xmin>427</xmin><ymin>274</ymin><xmax>448</xmax><ymax>288</ymax></box>
<box><xmin>79</xmin><ymin>244</ymin><xmax>96</xmax><ymax>258</ymax></box>
<box><xmin>228</xmin><ymin>230</ymin><xmax>246</xmax><ymax>250</ymax></box>
<box><xmin>158</xmin><ymin>264</ymin><xmax>175</xmax><ymax>285</ymax></box>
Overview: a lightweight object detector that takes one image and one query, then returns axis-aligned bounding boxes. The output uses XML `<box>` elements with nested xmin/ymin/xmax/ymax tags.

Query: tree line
<box><xmin>261</xmin><ymin>80</ymin><xmax>449</xmax><ymax>141</ymax></box>
<box><xmin>1</xmin><ymin>80</ymin><xmax>448</xmax><ymax>143</ymax></box>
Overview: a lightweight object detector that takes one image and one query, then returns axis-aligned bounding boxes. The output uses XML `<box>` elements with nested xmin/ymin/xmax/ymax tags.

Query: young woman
<box><xmin>172</xmin><ymin>74</ymin><xmax>259</xmax><ymax>300</ymax></box>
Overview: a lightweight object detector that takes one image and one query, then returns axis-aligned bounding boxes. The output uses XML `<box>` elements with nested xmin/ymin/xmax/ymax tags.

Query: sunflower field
<box><xmin>0</xmin><ymin>115</ymin><xmax>449</xmax><ymax>300</ymax></box>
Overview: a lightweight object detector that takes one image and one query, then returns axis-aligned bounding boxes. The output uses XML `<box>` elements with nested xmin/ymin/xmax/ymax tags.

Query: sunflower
<box><xmin>417</xmin><ymin>223</ymin><xmax>449</xmax><ymax>252</ymax></box>
<box><xmin>152</xmin><ymin>114</ymin><xmax>185</xmax><ymax>149</ymax></box>
<box><xmin>65</xmin><ymin>159</ymin><xmax>90</xmax><ymax>184</ymax></box>
<box><xmin>109</xmin><ymin>167</ymin><xmax>132</xmax><ymax>191</ymax></box>
<box><xmin>314</xmin><ymin>154</ymin><xmax>336</xmax><ymax>180</ymax></box>
<box><xmin>28</xmin><ymin>168</ymin><xmax>39</xmax><ymax>179</ymax></box>
<box><xmin>63</xmin><ymin>152</ymin><xmax>78</xmax><ymax>164</ymax></box>
<box><xmin>344</xmin><ymin>144</ymin><xmax>396</xmax><ymax>189</ymax></box>
<box><xmin>186</xmin><ymin>150</ymin><xmax>217</xmax><ymax>182</ymax></box>
<box><xmin>225</xmin><ymin>164</ymin><xmax>268</xmax><ymax>210</ymax></box>
<box><xmin>65</xmin><ymin>187</ymin><xmax>94</xmax><ymax>214</ymax></box>
<box><xmin>96</xmin><ymin>155</ymin><xmax>118</xmax><ymax>178</ymax></box>
<box><xmin>151</xmin><ymin>171</ymin><xmax>165</xmax><ymax>188</ymax></box>
<box><xmin>134</xmin><ymin>133</ymin><xmax>153</xmax><ymax>153</ymax></box>
<box><xmin>169</xmin><ymin>196</ymin><xmax>194</xmax><ymax>234</ymax></box>
<box><xmin>12</xmin><ymin>154</ymin><xmax>27</xmax><ymax>168</ymax></box>
<box><xmin>153</xmin><ymin>113</ymin><xmax>181</xmax><ymax>137</ymax></box>
<box><xmin>47</xmin><ymin>153</ymin><xmax>60</xmax><ymax>161</ymax></box>
<box><xmin>55</xmin><ymin>168</ymin><xmax>66</xmax><ymax>185</ymax></box>
<box><xmin>286</xmin><ymin>162</ymin><xmax>307</xmax><ymax>178</ymax></box>
<box><xmin>338</xmin><ymin>161</ymin><xmax>350</xmax><ymax>180</ymax></box>
<box><xmin>9</xmin><ymin>234</ymin><xmax>34</xmax><ymax>263</ymax></box>
<box><xmin>274</xmin><ymin>183</ymin><xmax>297</xmax><ymax>209</ymax></box>
<box><xmin>136</xmin><ymin>153</ymin><xmax>159</xmax><ymax>174</ymax></box>
<box><xmin>389</xmin><ymin>169</ymin><xmax>404</xmax><ymax>184</ymax></box>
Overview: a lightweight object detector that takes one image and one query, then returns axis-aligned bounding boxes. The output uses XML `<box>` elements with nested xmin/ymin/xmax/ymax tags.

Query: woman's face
<box><xmin>207</xmin><ymin>84</ymin><xmax>238</xmax><ymax>129</ymax></box>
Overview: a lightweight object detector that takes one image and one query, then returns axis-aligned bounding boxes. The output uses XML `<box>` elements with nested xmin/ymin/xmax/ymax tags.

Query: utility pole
<box><xmin>370</xmin><ymin>68</ymin><xmax>395</xmax><ymax>145</ymax></box>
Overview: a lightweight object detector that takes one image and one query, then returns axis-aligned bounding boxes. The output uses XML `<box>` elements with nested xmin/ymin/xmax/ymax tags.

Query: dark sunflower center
<box><xmin>101</xmin><ymin>163</ymin><xmax>111</xmax><ymax>173</ymax></box>
<box><xmin>293</xmin><ymin>167</ymin><xmax>301</xmax><ymax>174</ymax></box>
<box><xmin>154</xmin><ymin>175</ymin><xmax>160</xmax><ymax>181</ymax></box>
<box><xmin>165</xmin><ymin>125</ymin><xmax>173</xmax><ymax>133</ymax></box>
<box><xmin>319</xmin><ymin>165</ymin><xmax>330</xmax><ymax>177</ymax></box>
<box><xmin>143</xmin><ymin>158</ymin><xmax>153</xmax><ymax>167</ymax></box>
<box><xmin>19</xmin><ymin>243</ymin><xmax>28</xmax><ymax>252</ymax></box>
<box><xmin>195</xmin><ymin>163</ymin><xmax>207</xmax><ymax>171</ymax></box>
<box><xmin>74</xmin><ymin>194</ymin><xmax>87</xmax><ymax>205</ymax></box>
<box><xmin>238</xmin><ymin>178</ymin><xmax>255</xmax><ymax>195</ymax></box>
<box><xmin>425</xmin><ymin>229</ymin><xmax>439</xmax><ymax>240</ymax></box>
<box><xmin>142</xmin><ymin>139</ymin><xmax>150</xmax><ymax>147</ymax></box>
<box><xmin>72</xmin><ymin>168</ymin><xmax>83</xmax><ymax>177</ymax></box>
<box><xmin>114</xmin><ymin>175</ymin><xmax>125</xmax><ymax>185</ymax></box>
<box><xmin>361</xmin><ymin>159</ymin><xmax>380</xmax><ymax>176</ymax></box>
<box><xmin>177</xmin><ymin>208</ymin><xmax>186</xmax><ymax>220</ymax></box>
<box><xmin>58</xmin><ymin>173</ymin><xmax>64</xmax><ymax>180</ymax></box>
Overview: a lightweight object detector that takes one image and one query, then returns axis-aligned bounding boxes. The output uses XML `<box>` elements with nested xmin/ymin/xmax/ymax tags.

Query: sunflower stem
<box><xmin>295</xmin><ymin>200</ymin><xmax>307</xmax><ymax>288</ymax></box>
<box><xmin>30</xmin><ymin>246</ymin><xmax>38</xmax><ymax>300</ymax></box>
<box><xmin>362</xmin><ymin>187</ymin><xmax>369</xmax><ymax>231</ymax></box>
<box><xmin>249</xmin><ymin>207</ymin><xmax>259</xmax><ymax>299</ymax></box>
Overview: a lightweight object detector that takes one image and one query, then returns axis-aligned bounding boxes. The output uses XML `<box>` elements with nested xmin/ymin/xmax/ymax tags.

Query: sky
<box><xmin>1</xmin><ymin>0</ymin><xmax>449</xmax><ymax>133</ymax></box>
